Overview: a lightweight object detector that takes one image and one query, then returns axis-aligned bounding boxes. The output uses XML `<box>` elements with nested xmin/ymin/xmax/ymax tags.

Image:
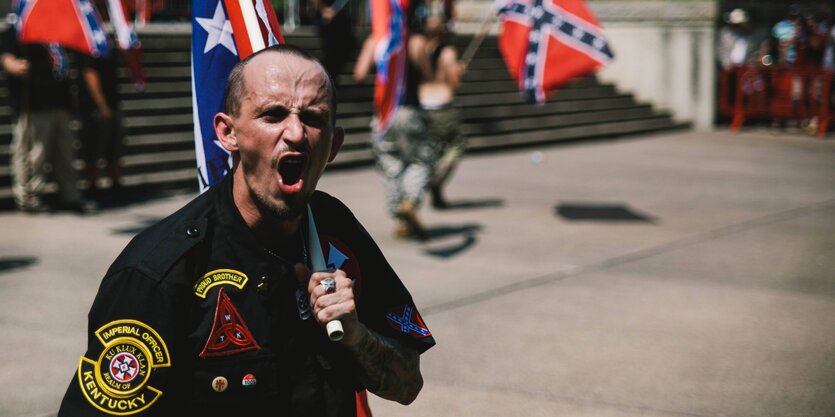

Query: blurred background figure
<box><xmin>716</xmin><ymin>8</ymin><xmax>770</xmax><ymax>124</ymax></box>
<box><xmin>768</xmin><ymin>4</ymin><xmax>828</xmax><ymax>133</ymax></box>
<box><xmin>415</xmin><ymin>0</ymin><xmax>466</xmax><ymax>209</ymax></box>
<box><xmin>78</xmin><ymin>37</ymin><xmax>125</xmax><ymax>195</ymax></box>
<box><xmin>310</xmin><ymin>0</ymin><xmax>355</xmax><ymax>86</ymax></box>
<box><xmin>0</xmin><ymin>17</ymin><xmax>96</xmax><ymax>214</ymax></box>
<box><xmin>822</xmin><ymin>11</ymin><xmax>835</xmax><ymax>70</ymax></box>
<box><xmin>717</xmin><ymin>8</ymin><xmax>756</xmax><ymax>70</ymax></box>
<box><xmin>772</xmin><ymin>4</ymin><xmax>803</xmax><ymax>67</ymax></box>
<box><xmin>353</xmin><ymin>1</ymin><xmax>433</xmax><ymax>240</ymax></box>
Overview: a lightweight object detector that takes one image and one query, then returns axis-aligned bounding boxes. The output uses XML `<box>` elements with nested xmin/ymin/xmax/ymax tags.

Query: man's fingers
<box><xmin>314</xmin><ymin>291</ymin><xmax>356</xmax><ymax>323</ymax></box>
<box><xmin>308</xmin><ymin>271</ymin><xmax>354</xmax><ymax>315</ymax></box>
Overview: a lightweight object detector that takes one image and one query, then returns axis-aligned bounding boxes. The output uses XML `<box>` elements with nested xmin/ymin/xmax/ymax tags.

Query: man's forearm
<box><xmin>353</xmin><ymin>36</ymin><xmax>376</xmax><ymax>82</ymax></box>
<box><xmin>348</xmin><ymin>323</ymin><xmax>423</xmax><ymax>404</ymax></box>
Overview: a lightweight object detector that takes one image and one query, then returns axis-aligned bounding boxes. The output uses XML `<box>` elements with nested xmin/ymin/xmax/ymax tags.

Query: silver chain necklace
<box><xmin>260</xmin><ymin>222</ymin><xmax>313</xmax><ymax>320</ymax></box>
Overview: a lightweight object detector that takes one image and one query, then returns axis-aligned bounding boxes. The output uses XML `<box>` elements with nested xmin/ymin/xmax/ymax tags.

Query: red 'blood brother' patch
<box><xmin>199</xmin><ymin>288</ymin><xmax>261</xmax><ymax>358</ymax></box>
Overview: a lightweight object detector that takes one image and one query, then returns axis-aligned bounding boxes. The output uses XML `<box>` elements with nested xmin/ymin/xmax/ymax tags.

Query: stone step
<box><xmin>468</xmin><ymin>117</ymin><xmax>688</xmax><ymax>151</ymax></box>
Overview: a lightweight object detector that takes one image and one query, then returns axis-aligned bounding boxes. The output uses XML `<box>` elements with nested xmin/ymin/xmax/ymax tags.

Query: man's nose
<box><xmin>282</xmin><ymin>114</ymin><xmax>306</xmax><ymax>147</ymax></box>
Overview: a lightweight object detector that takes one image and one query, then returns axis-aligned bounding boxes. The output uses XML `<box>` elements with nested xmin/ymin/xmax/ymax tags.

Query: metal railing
<box><xmin>719</xmin><ymin>65</ymin><xmax>833</xmax><ymax>137</ymax></box>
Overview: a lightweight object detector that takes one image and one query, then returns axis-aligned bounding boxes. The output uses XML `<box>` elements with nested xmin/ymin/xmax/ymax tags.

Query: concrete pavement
<box><xmin>1</xmin><ymin>129</ymin><xmax>834</xmax><ymax>416</ymax></box>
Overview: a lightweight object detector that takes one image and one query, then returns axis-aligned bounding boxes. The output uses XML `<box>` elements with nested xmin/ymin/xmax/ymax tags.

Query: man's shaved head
<box><xmin>222</xmin><ymin>44</ymin><xmax>337</xmax><ymax>123</ymax></box>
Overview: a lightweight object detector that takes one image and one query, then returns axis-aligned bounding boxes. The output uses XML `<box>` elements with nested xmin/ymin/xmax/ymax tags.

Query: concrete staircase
<box><xmin>0</xmin><ymin>27</ymin><xmax>687</xmax><ymax>209</ymax></box>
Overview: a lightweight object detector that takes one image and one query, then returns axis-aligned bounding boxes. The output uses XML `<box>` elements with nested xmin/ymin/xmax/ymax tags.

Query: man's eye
<box><xmin>301</xmin><ymin>111</ymin><xmax>328</xmax><ymax>128</ymax></box>
<box><xmin>263</xmin><ymin>108</ymin><xmax>289</xmax><ymax>122</ymax></box>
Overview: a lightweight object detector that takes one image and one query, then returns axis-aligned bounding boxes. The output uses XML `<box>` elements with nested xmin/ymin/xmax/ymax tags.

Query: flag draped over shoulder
<box><xmin>497</xmin><ymin>0</ymin><xmax>613</xmax><ymax>103</ymax></box>
<box><xmin>16</xmin><ymin>0</ymin><xmax>110</xmax><ymax>57</ymax></box>
<box><xmin>370</xmin><ymin>0</ymin><xmax>409</xmax><ymax>132</ymax></box>
<box><xmin>191</xmin><ymin>0</ymin><xmax>284</xmax><ymax>191</ymax></box>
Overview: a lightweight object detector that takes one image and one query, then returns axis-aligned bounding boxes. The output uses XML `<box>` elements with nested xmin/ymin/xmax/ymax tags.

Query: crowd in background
<box><xmin>717</xmin><ymin>3</ymin><xmax>835</xmax><ymax>133</ymax></box>
<box><xmin>718</xmin><ymin>4</ymin><xmax>835</xmax><ymax>70</ymax></box>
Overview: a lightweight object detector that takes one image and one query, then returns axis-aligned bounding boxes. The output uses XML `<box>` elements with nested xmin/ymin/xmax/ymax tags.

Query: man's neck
<box><xmin>232</xmin><ymin>173</ymin><xmax>303</xmax><ymax>250</ymax></box>
<box><xmin>252</xmin><ymin>215</ymin><xmax>302</xmax><ymax>252</ymax></box>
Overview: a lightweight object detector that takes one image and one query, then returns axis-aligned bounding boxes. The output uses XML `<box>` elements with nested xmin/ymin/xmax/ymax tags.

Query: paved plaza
<box><xmin>1</xmin><ymin>129</ymin><xmax>834</xmax><ymax>417</ymax></box>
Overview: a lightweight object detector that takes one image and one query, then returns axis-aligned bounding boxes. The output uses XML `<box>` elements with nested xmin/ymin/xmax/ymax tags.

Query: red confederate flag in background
<box><xmin>106</xmin><ymin>0</ymin><xmax>147</xmax><ymax>88</ymax></box>
<box><xmin>497</xmin><ymin>0</ymin><xmax>613</xmax><ymax>103</ymax></box>
<box><xmin>15</xmin><ymin>0</ymin><xmax>110</xmax><ymax>57</ymax></box>
<box><xmin>369</xmin><ymin>0</ymin><xmax>409</xmax><ymax>133</ymax></box>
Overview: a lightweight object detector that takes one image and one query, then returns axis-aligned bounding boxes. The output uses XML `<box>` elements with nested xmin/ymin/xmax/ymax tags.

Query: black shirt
<box><xmin>58</xmin><ymin>175</ymin><xmax>435</xmax><ymax>416</ymax></box>
<box><xmin>0</xmin><ymin>27</ymin><xmax>72</xmax><ymax>113</ymax></box>
<box><xmin>78</xmin><ymin>52</ymin><xmax>120</xmax><ymax>111</ymax></box>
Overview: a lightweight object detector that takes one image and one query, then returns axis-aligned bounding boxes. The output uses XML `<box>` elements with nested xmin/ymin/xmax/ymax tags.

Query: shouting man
<box><xmin>58</xmin><ymin>44</ymin><xmax>434</xmax><ymax>416</ymax></box>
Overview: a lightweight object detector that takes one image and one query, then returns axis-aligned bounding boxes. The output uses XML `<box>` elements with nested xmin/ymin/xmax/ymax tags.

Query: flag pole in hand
<box><xmin>460</xmin><ymin>7</ymin><xmax>500</xmax><ymax>68</ymax></box>
<box><xmin>306</xmin><ymin>205</ymin><xmax>344</xmax><ymax>341</ymax></box>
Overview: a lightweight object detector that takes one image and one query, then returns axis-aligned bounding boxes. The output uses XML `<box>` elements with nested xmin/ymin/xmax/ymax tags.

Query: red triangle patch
<box><xmin>199</xmin><ymin>288</ymin><xmax>261</xmax><ymax>358</ymax></box>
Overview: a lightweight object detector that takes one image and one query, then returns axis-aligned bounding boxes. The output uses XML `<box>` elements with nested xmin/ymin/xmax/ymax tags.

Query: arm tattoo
<box><xmin>351</xmin><ymin>325</ymin><xmax>423</xmax><ymax>404</ymax></box>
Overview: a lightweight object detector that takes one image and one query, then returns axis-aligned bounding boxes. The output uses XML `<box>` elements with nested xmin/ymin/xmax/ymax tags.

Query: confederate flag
<box><xmin>15</xmin><ymin>0</ymin><xmax>110</xmax><ymax>57</ymax></box>
<box><xmin>106</xmin><ymin>0</ymin><xmax>146</xmax><ymax>88</ymax></box>
<box><xmin>370</xmin><ymin>0</ymin><xmax>409</xmax><ymax>133</ymax></box>
<box><xmin>497</xmin><ymin>0</ymin><xmax>613</xmax><ymax>103</ymax></box>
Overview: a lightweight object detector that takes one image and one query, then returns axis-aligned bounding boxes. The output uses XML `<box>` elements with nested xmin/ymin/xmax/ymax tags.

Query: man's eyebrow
<box><xmin>254</xmin><ymin>102</ymin><xmax>290</xmax><ymax>114</ymax></box>
<box><xmin>300</xmin><ymin>101</ymin><xmax>332</xmax><ymax>116</ymax></box>
<box><xmin>303</xmin><ymin>105</ymin><xmax>329</xmax><ymax>115</ymax></box>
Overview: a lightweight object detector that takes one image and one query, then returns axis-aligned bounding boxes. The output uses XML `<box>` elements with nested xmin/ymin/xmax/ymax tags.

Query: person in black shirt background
<box><xmin>78</xmin><ymin>39</ymin><xmax>126</xmax><ymax>194</ymax></box>
<box><xmin>0</xmin><ymin>22</ymin><xmax>97</xmax><ymax>214</ymax></box>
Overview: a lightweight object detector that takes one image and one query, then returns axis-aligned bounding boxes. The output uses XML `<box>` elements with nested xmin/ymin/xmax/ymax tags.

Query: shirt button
<box><xmin>186</xmin><ymin>226</ymin><xmax>199</xmax><ymax>238</ymax></box>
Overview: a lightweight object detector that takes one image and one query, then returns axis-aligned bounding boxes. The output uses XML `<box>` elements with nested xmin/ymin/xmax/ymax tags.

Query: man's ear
<box><xmin>328</xmin><ymin>126</ymin><xmax>344</xmax><ymax>163</ymax></box>
<box><xmin>214</xmin><ymin>112</ymin><xmax>238</xmax><ymax>151</ymax></box>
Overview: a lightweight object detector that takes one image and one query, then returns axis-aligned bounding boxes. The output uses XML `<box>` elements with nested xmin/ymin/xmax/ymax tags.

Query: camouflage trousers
<box><xmin>424</xmin><ymin>106</ymin><xmax>466</xmax><ymax>187</ymax></box>
<box><xmin>372</xmin><ymin>106</ymin><xmax>434</xmax><ymax>217</ymax></box>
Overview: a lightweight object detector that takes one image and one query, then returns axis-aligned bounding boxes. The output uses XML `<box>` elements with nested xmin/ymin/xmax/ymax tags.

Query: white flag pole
<box><xmin>238</xmin><ymin>0</ymin><xmax>266</xmax><ymax>51</ymax></box>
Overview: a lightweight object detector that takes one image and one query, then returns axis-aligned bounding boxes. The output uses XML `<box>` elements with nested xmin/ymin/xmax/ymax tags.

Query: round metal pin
<box><xmin>212</xmin><ymin>376</ymin><xmax>228</xmax><ymax>392</ymax></box>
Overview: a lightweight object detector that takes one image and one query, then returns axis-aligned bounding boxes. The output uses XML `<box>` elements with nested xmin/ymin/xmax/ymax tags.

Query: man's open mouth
<box><xmin>277</xmin><ymin>154</ymin><xmax>307</xmax><ymax>192</ymax></box>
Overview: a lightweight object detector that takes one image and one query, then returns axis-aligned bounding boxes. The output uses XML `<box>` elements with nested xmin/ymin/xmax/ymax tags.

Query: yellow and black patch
<box><xmin>76</xmin><ymin>319</ymin><xmax>170</xmax><ymax>415</ymax></box>
<box><xmin>193</xmin><ymin>269</ymin><xmax>249</xmax><ymax>298</ymax></box>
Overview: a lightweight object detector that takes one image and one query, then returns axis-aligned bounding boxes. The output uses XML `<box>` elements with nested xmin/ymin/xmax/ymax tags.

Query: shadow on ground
<box><xmin>87</xmin><ymin>185</ymin><xmax>194</xmax><ymax>211</ymax></box>
<box><xmin>112</xmin><ymin>217</ymin><xmax>166</xmax><ymax>235</ymax></box>
<box><xmin>556</xmin><ymin>202</ymin><xmax>657</xmax><ymax>223</ymax></box>
<box><xmin>423</xmin><ymin>224</ymin><xmax>482</xmax><ymax>258</ymax></box>
<box><xmin>0</xmin><ymin>256</ymin><xmax>38</xmax><ymax>274</ymax></box>
<box><xmin>439</xmin><ymin>198</ymin><xmax>505</xmax><ymax>210</ymax></box>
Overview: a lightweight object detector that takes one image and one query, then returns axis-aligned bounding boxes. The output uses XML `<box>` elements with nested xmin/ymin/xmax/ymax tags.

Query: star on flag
<box><xmin>196</xmin><ymin>1</ymin><xmax>237</xmax><ymax>55</ymax></box>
